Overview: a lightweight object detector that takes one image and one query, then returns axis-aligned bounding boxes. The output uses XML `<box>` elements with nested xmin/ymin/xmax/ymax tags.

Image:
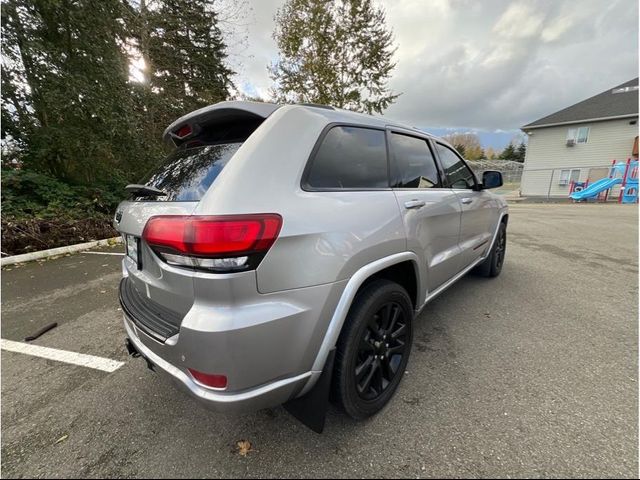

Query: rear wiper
<box><xmin>124</xmin><ymin>184</ymin><xmax>167</xmax><ymax>197</ymax></box>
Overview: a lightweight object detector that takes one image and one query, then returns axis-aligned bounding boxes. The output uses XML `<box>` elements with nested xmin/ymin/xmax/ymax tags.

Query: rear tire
<box><xmin>333</xmin><ymin>279</ymin><xmax>413</xmax><ymax>420</ymax></box>
<box><xmin>474</xmin><ymin>222</ymin><xmax>507</xmax><ymax>278</ymax></box>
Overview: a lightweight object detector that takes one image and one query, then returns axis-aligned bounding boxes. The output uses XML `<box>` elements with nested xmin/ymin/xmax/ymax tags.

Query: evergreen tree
<box><xmin>1</xmin><ymin>0</ymin><xmax>239</xmax><ymax>254</ymax></box>
<box><xmin>2</xmin><ymin>0</ymin><xmax>235</xmax><ymax>185</ymax></box>
<box><xmin>2</xmin><ymin>0</ymin><xmax>140</xmax><ymax>183</ymax></box>
<box><xmin>270</xmin><ymin>0</ymin><xmax>399</xmax><ymax>114</ymax></box>
<box><xmin>147</xmin><ymin>0</ymin><xmax>233</xmax><ymax>123</ymax></box>
<box><xmin>499</xmin><ymin>143</ymin><xmax>517</xmax><ymax>160</ymax></box>
<box><xmin>515</xmin><ymin>142</ymin><xmax>527</xmax><ymax>162</ymax></box>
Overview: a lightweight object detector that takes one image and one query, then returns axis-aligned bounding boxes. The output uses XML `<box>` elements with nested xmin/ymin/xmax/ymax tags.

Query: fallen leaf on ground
<box><xmin>235</xmin><ymin>440</ymin><xmax>252</xmax><ymax>456</ymax></box>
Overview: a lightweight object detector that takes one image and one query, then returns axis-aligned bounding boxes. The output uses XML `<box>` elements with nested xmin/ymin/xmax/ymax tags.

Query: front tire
<box><xmin>475</xmin><ymin>221</ymin><xmax>507</xmax><ymax>277</ymax></box>
<box><xmin>333</xmin><ymin>279</ymin><xmax>413</xmax><ymax>420</ymax></box>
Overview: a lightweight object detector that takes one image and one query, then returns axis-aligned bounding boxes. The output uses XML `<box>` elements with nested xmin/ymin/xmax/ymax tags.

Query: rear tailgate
<box><xmin>116</xmin><ymin>201</ymin><xmax>198</xmax><ymax>332</ymax></box>
<box><xmin>115</xmin><ymin>101</ymin><xmax>279</xmax><ymax>341</ymax></box>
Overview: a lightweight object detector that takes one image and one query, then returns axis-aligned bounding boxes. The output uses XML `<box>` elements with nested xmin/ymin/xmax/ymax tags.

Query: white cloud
<box><xmin>541</xmin><ymin>16</ymin><xmax>574</xmax><ymax>42</ymax></box>
<box><xmin>227</xmin><ymin>0</ymin><xmax>638</xmax><ymax>130</ymax></box>
<box><xmin>493</xmin><ymin>2</ymin><xmax>545</xmax><ymax>39</ymax></box>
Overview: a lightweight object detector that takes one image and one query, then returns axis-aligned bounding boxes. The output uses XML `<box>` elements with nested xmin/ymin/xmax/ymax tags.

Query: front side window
<box><xmin>389</xmin><ymin>133</ymin><xmax>442</xmax><ymax>188</ymax></box>
<box><xmin>436</xmin><ymin>143</ymin><xmax>476</xmax><ymax>189</ymax></box>
<box><xmin>567</xmin><ymin>127</ymin><xmax>589</xmax><ymax>144</ymax></box>
<box><xmin>305</xmin><ymin>126</ymin><xmax>388</xmax><ymax>189</ymax></box>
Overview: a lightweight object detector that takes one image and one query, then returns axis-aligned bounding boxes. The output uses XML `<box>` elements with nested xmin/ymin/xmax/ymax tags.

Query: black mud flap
<box><xmin>284</xmin><ymin>348</ymin><xmax>335</xmax><ymax>434</ymax></box>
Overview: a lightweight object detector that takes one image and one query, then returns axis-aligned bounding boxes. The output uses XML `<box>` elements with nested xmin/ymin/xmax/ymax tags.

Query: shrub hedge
<box><xmin>1</xmin><ymin>169</ymin><xmax>124</xmax><ymax>255</ymax></box>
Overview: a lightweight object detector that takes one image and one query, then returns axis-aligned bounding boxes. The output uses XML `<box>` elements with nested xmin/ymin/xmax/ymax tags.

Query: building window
<box><xmin>559</xmin><ymin>169</ymin><xmax>580</xmax><ymax>186</ymax></box>
<box><xmin>567</xmin><ymin>127</ymin><xmax>589</xmax><ymax>144</ymax></box>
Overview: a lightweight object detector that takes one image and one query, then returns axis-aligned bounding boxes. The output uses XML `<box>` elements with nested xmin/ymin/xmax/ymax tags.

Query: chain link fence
<box><xmin>519</xmin><ymin>164</ymin><xmax>624</xmax><ymax>200</ymax></box>
<box><xmin>466</xmin><ymin>161</ymin><xmax>627</xmax><ymax>200</ymax></box>
<box><xmin>467</xmin><ymin>159</ymin><xmax>524</xmax><ymax>196</ymax></box>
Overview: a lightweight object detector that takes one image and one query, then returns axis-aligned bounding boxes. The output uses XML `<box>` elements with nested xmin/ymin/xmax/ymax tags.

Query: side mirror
<box><xmin>482</xmin><ymin>170</ymin><xmax>503</xmax><ymax>189</ymax></box>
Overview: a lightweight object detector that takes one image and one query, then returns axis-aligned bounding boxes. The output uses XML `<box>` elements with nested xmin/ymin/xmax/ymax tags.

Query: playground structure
<box><xmin>569</xmin><ymin>158</ymin><xmax>638</xmax><ymax>203</ymax></box>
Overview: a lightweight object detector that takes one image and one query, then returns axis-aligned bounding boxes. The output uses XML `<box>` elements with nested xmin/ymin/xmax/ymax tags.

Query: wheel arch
<box><xmin>359</xmin><ymin>260</ymin><xmax>419</xmax><ymax>310</ymax></box>
<box><xmin>302</xmin><ymin>252</ymin><xmax>420</xmax><ymax>395</ymax></box>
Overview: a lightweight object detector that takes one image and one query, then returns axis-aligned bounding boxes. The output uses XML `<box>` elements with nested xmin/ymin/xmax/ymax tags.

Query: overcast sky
<box><xmin>226</xmin><ymin>0</ymin><xmax>638</xmax><ymax>147</ymax></box>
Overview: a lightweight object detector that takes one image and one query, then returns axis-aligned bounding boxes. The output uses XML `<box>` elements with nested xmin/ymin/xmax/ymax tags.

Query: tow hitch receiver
<box><xmin>125</xmin><ymin>337</ymin><xmax>156</xmax><ymax>371</ymax></box>
<box><xmin>125</xmin><ymin>337</ymin><xmax>140</xmax><ymax>358</ymax></box>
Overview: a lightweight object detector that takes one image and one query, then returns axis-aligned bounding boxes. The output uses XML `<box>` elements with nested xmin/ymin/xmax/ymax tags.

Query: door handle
<box><xmin>404</xmin><ymin>200</ymin><xmax>426</xmax><ymax>209</ymax></box>
<box><xmin>461</xmin><ymin>197</ymin><xmax>473</xmax><ymax>205</ymax></box>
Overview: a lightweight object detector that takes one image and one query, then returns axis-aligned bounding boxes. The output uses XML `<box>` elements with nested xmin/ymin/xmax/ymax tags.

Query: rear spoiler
<box><xmin>163</xmin><ymin>101</ymin><xmax>280</xmax><ymax>146</ymax></box>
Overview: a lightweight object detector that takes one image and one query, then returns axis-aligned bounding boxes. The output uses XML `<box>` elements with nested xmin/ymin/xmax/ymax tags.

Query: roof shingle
<box><xmin>523</xmin><ymin>78</ymin><xmax>639</xmax><ymax>129</ymax></box>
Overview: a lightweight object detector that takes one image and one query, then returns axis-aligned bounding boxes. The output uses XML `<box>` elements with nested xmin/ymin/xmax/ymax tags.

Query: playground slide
<box><xmin>570</xmin><ymin>177</ymin><xmax>621</xmax><ymax>200</ymax></box>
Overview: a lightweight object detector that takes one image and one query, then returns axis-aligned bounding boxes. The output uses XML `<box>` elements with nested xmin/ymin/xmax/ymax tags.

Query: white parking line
<box><xmin>85</xmin><ymin>251</ymin><xmax>124</xmax><ymax>256</ymax></box>
<box><xmin>1</xmin><ymin>339</ymin><xmax>125</xmax><ymax>373</ymax></box>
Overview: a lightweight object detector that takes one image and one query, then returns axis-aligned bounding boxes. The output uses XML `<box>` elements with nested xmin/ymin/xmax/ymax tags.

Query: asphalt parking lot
<box><xmin>1</xmin><ymin>203</ymin><xmax>638</xmax><ymax>478</ymax></box>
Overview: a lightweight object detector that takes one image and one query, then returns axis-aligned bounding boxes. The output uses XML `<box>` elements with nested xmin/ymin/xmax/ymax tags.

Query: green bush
<box><xmin>1</xmin><ymin>168</ymin><xmax>125</xmax><ymax>255</ymax></box>
<box><xmin>1</xmin><ymin>168</ymin><xmax>125</xmax><ymax>220</ymax></box>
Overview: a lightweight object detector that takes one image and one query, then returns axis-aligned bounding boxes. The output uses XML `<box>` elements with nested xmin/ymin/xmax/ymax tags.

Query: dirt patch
<box><xmin>1</xmin><ymin>216</ymin><xmax>117</xmax><ymax>256</ymax></box>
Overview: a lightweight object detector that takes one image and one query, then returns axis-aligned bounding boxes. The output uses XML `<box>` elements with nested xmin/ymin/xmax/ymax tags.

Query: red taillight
<box><xmin>142</xmin><ymin>214</ymin><xmax>282</xmax><ymax>271</ymax></box>
<box><xmin>175</xmin><ymin>124</ymin><xmax>192</xmax><ymax>138</ymax></box>
<box><xmin>189</xmin><ymin>217</ymin><xmax>279</xmax><ymax>255</ymax></box>
<box><xmin>143</xmin><ymin>215</ymin><xmax>188</xmax><ymax>253</ymax></box>
<box><xmin>188</xmin><ymin>369</ymin><xmax>227</xmax><ymax>389</ymax></box>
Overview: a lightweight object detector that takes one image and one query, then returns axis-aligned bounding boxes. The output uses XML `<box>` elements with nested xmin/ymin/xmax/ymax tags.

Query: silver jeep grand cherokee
<box><xmin>116</xmin><ymin>101</ymin><xmax>508</xmax><ymax>432</ymax></box>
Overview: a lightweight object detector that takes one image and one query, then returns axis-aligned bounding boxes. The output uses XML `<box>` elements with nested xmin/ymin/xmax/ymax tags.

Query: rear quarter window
<box><xmin>305</xmin><ymin>126</ymin><xmax>388</xmax><ymax>189</ymax></box>
<box><xmin>138</xmin><ymin>143</ymin><xmax>241</xmax><ymax>201</ymax></box>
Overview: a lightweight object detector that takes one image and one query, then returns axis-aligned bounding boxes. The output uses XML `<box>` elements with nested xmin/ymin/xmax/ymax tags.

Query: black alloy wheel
<box><xmin>333</xmin><ymin>279</ymin><xmax>413</xmax><ymax>419</ymax></box>
<box><xmin>355</xmin><ymin>301</ymin><xmax>409</xmax><ymax>401</ymax></box>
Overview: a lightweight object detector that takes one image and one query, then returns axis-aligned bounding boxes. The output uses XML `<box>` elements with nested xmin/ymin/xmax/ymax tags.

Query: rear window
<box><xmin>137</xmin><ymin>143</ymin><xmax>241</xmax><ymax>201</ymax></box>
<box><xmin>305</xmin><ymin>126</ymin><xmax>388</xmax><ymax>189</ymax></box>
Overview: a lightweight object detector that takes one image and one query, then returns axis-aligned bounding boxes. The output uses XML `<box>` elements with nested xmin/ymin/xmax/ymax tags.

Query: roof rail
<box><xmin>298</xmin><ymin>103</ymin><xmax>335</xmax><ymax>110</ymax></box>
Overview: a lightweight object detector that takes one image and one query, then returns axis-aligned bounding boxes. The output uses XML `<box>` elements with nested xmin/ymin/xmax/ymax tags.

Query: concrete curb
<box><xmin>1</xmin><ymin>237</ymin><xmax>122</xmax><ymax>267</ymax></box>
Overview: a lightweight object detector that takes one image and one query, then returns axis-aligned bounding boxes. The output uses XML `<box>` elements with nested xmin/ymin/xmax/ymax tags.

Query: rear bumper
<box><xmin>124</xmin><ymin>318</ymin><xmax>313</xmax><ymax>412</ymax></box>
<box><xmin>121</xmin><ymin>273</ymin><xmax>347</xmax><ymax>412</ymax></box>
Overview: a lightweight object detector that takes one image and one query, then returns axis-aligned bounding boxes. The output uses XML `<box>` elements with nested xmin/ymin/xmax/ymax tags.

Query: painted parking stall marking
<box><xmin>1</xmin><ymin>339</ymin><xmax>125</xmax><ymax>373</ymax></box>
<box><xmin>85</xmin><ymin>251</ymin><xmax>125</xmax><ymax>256</ymax></box>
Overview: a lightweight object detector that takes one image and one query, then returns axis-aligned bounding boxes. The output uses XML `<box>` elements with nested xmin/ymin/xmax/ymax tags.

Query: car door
<box><xmin>388</xmin><ymin>130</ymin><xmax>463</xmax><ymax>293</ymax></box>
<box><xmin>434</xmin><ymin>142</ymin><xmax>496</xmax><ymax>269</ymax></box>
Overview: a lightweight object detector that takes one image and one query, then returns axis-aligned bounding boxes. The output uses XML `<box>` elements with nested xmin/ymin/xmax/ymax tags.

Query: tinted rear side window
<box><xmin>389</xmin><ymin>133</ymin><xmax>441</xmax><ymax>188</ymax></box>
<box><xmin>305</xmin><ymin>126</ymin><xmax>388</xmax><ymax>189</ymax></box>
<box><xmin>138</xmin><ymin>143</ymin><xmax>241</xmax><ymax>201</ymax></box>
